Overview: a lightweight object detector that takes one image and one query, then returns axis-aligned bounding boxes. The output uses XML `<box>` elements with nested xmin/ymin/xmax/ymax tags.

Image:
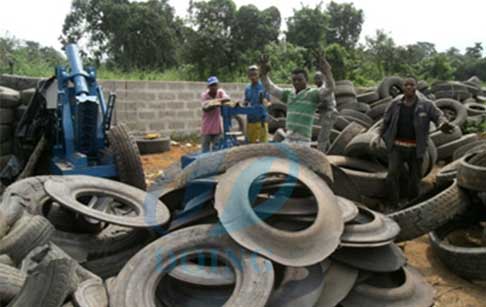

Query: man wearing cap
<box><xmin>244</xmin><ymin>65</ymin><xmax>271</xmax><ymax>143</ymax></box>
<box><xmin>372</xmin><ymin>77</ymin><xmax>455</xmax><ymax>207</ymax></box>
<box><xmin>200</xmin><ymin>76</ymin><xmax>230</xmax><ymax>152</ymax></box>
<box><xmin>259</xmin><ymin>53</ymin><xmax>336</xmax><ymax>151</ymax></box>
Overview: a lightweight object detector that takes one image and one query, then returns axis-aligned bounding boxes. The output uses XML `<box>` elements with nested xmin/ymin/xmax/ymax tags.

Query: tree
<box><xmin>465</xmin><ymin>42</ymin><xmax>483</xmax><ymax>59</ymax></box>
<box><xmin>419</xmin><ymin>53</ymin><xmax>455</xmax><ymax>81</ymax></box>
<box><xmin>323</xmin><ymin>43</ymin><xmax>348</xmax><ymax>80</ymax></box>
<box><xmin>286</xmin><ymin>3</ymin><xmax>328</xmax><ymax>51</ymax></box>
<box><xmin>60</xmin><ymin>0</ymin><xmax>183</xmax><ymax>70</ymax></box>
<box><xmin>263</xmin><ymin>42</ymin><xmax>307</xmax><ymax>83</ymax></box>
<box><xmin>325</xmin><ymin>1</ymin><xmax>364</xmax><ymax>49</ymax></box>
<box><xmin>365</xmin><ymin>30</ymin><xmax>399</xmax><ymax>76</ymax></box>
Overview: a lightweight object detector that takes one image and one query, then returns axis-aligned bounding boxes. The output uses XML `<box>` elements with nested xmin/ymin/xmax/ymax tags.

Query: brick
<box><xmin>125</xmin><ymin>92</ymin><xmax>155</xmax><ymax>101</ymax></box>
<box><xmin>169</xmin><ymin>122</ymin><xmax>185</xmax><ymax>130</ymax></box>
<box><xmin>148</xmin><ymin>122</ymin><xmax>167</xmax><ymax>131</ymax></box>
<box><xmin>159</xmin><ymin>110</ymin><xmax>176</xmax><ymax>118</ymax></box>
<box><xmin>167</xmin><ymin>101</ymin><xmax>185</xmax><ymax>110</ymax></box>
<box><xmin>187</xmin><ymin>120</ymin><xmax>202</xmax><ymax>129</ymax></box>
<box><xmin>125</xmin><ymin>81</ymin><xmax>147</xmax><ymax>90</ymax></box>
<box><xmin>147</xmin><ymin>82</ymin><xmax>168</xmax><ymax>90</ymax></box>
<box><xmin>185</xmin><ymin>101</ymin><xmax>201</xmax><ymax>110</ymax></box>
<box><xmin>147</xmin><ymin>102</ymin><xmax>165</xmax><ymax>109</ymax></box>
<box><xmin>166</xmin><ymin>83</ymin><xmax>188</xmax><ymax>91</ymax></box>
<box><xmin>176</xmin><ymin>110</ymin><xmax>194</xmax><ymax>118</ymax></box>
<box><xmin>138</xmin><ymin>111</ymin><xmax>156</xmax><ymax>120</ymax></box>
<box><xmin>158</xmin><ymin>93</ymin><xmax>176</xmax><ymax>100</ymax></box>
<box><xmin>178</xmin><ymin>92</ymin><xmax>195</xmax><ymax>100</ymax></box>
<box><xmin>133</xmin><ymin>121</ymin><xmax>148</xmax><ymax>132</ymax></box>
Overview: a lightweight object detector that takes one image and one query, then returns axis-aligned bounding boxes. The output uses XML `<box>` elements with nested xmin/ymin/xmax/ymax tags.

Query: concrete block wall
<box><xmin>100</xmin><ymin>80</ymin><xmax>247</xmax><ymax>136</ymax></box>
<box><xmin>1</xmin><ymin>74</ymin><xmax>248</xmax><ymax>136</ymax></box>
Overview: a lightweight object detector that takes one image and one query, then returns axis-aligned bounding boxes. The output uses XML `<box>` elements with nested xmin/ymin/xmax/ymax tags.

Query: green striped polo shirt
<box><xmin>281</xmin><ymin>87</ymin><xmax>319</xmax><ymax>139</ymax></box>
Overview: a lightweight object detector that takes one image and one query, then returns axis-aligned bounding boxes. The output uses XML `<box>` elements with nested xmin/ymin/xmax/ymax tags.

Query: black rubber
<box><xmin>328</xmin><ymin>122</ymin><xmax>365</xmax><ymax>155</ymax></box>
<box><xmin>430</xmin><ymin>124</ymin><xmax>462</xmax><ymax>147</ymax></box>
<box><xmin>437</xmin><ymin>133</ymin><xmax>479</xmax><ymax>161</ymax></box>
<box><xmin>464</xmin><ymin>102</ymin><xmax>486</xmax><ymax>116</ymax></box>
<box><xmin>0</xmin><ymin>263</ymin><xmax>25</xmax><ymax>304</ymax></box>
<box><xmin>366</xmin><ymin>100</ymin><xmax>392</xmax><ymax>121</ymax></box>
<box><xmin>429</xmin><ymin>220</ymin><xmax>486</xmax><ymax>280</ymax></box>
<box><xmin>335</xmin><ymin>80</ymin><xmax>356</xmax><ymax>97</ymax></box>
<box><xmin>0</xmin><ymin>214</ymin><xmax>54</xmax><ymax>264</ymax></box>
<box><xmin>378</xmin><ymin>76</ymin><xmax>404</xmax><ymax>99</ymax></box>
<box><xmin>111</xmin><ymin>224</ymin><xmax>275</xmax><ymax>307</ymax></box>
<box><xmin>267</xmin><ymin>102</ymin><xmax>287</xmax><ymax>118</ymax></box>
<box><xmin>136</xmin><ymin>137</ymin><xmax>171</xmax><ymax>155</ymax></box>
<box><xmin>107</xmin><ymin>123</ymin><xmax>146</xmax><ymax>190</ymax></box>
<box><xmin>357</xmin><ymin>91</ymin><xmax>380</xmax><ymax>104</ymax></box>
<box><xmin>8</xmin><ymin>258</ymin><xmax>78</xmax><ymax>307</ymax></box>
<box><xmin>0</xmin><ymin>108</ymin><xmax>14</xmax><ymax>125</ymax></box>
<box><xmin>457</xmin><ymin>152</ymin><xmax>486</xmax><ymax>192</ymax></box>
<box><xmin>73</xmin><ymin>277</ymin><xmax>109</xmax><ymax>307</ymax></box>
<box><xmin>452</xmin><ymin>140</ymin><xmax>486</xmax><ymax>161</ymax></box>
<box><xmin>435</xmin><ymin>98</ymin><xmax>468</xmax><ymax>127</ymax></box>
<box><xmin>20</xmin><ymin>88</ymin><xmax>36</xmax><ymax>106</ymax></box>
<box><xmin>388</xmin><ymin>180</ymin><xmax>468</xmax><ymax>242</ymax></box>
<box><xmin>339</xmin><ymin>109</ymin><xmax>373</xmax><ymax>126</ymax></box>
<box><xmin>0</xmin><ymin>125</ymin><xmax>12</xmax><ymax>143</ymax></box>
<box><xmin>0</xmin><ymin>140</ymin><xmax>12</xmax><ymax>156</ymax></box>
<box><xmin>333</xmin><ymin>116</ymin><xmax>351</xmax><ymax>131</ymax></box>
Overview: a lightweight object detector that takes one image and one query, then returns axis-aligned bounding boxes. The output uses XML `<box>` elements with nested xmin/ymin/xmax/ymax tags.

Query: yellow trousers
<box><xmin>246</xmin><ymin>122</ymin><xmax>269</xmax><ymax>143</ymax></box>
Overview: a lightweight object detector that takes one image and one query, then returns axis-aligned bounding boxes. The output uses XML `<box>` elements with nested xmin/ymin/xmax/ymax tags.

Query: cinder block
<box><xmin>185</xmin><ymin>101</ymin><xmax>202</xmax><ymax>110</ymax></box>
<box><xmin>166</xmin><ymin>83</ymin><xmax>188</xmax><ymax>91</ymax></box>
<box><xmin>167</xmin><ymin>101</ymin><xmax>185</xmax><ymax>109</ymax></box>
<box><xmin>169</xmin><ymin>122</ymin><xmax>185</xmax><ymax>130</ymax></box>
<box><xmin>178</xmin><ymin>92</ymin><xmax>196</xmax><ymax>100</ymax></box>
<box><xmin>125</xmin><ymin>80</ymin><xmax>147</xmax><ymax>90</ymax></box>
<box><xmin>147</xmin><ymin>82</ymin><xmax>168</xmax><ymax>90</ymax></box>
<box><xmin>176</xmin><ymin>110</ymin><xmax>194</xmax><ymax>118</ymax></box>
<box><xmin>148</xmin><ymin>122</ymin><xmax>167</xmax><ymax>131</ymax></box>
<box><xmin>159</xmin><ymin>110</ymin><xmax>176</xmax><ymax>118</ymax></box>
<box><xmin>138</xmin><ymin>111</ymin><xmax>156</xmax><ymax>120</ymax></box>
<box><xmin>158</xmin><ymin>93</ymin><xmax>177</xmax><ymax>100</ymax></box>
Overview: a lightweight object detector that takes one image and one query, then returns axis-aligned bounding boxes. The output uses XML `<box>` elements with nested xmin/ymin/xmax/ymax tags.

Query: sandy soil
<box><xmin>142</xmin><ymin>146</ymin><xmax>486</xmax><ymax>307</ymax></box>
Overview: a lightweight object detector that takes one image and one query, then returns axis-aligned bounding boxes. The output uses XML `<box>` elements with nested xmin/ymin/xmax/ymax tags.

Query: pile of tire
<box><xmin>429</xmin><ymin>151</ymin><xmax>486</xmax><ymax>281</ymax></box>
<box><xmin>0</xmin><ymin>86</ymin><xmax>34</xmax><ymax>191</ymax></box>
<box><xmin>0</xmin><ymin>144</ymin><xmax>435</xmax><ymax>307</ymax></box>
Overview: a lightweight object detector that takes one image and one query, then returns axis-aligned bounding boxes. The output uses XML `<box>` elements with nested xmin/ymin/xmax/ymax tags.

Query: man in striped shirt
<box><xmin>259</xmin><ymin>54</ymin><xmax>337</xmax><ymax>151</ymax></box>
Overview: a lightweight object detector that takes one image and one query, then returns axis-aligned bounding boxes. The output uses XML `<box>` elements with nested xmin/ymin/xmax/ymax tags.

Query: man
<box><xmin>200</xmin><ymin>76</ymin><xmax>230</xmax><ymax>153</ymax></box>
<box><xmin>373</xmin><ymin>77</ymin><xmax>454</xmax><ymax>207</ymax></box>
<box><xmin>244</xmin><ymin>65</ymin><xmax>271</xmax><ymax>143</ymax></box>
<box><xmin>259</xmin><ymin>53</ymin><xmax>336</xmax><ymax>151</ymax></box>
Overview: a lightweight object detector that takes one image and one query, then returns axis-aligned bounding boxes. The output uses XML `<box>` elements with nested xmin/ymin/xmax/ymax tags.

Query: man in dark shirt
<box><xmin>373</xmin><ymin>77</ymin><xmax>454</xmax><ymax>208</ymax></box>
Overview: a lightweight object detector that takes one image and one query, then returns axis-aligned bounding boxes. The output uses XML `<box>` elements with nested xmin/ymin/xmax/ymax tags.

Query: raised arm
<box><xmin>315</xmin><ymin>51</ymin><xmax>336</xmax><ymax>113</ymax></box>
<box><xmin>259</xmin><ymin>54</ymin><xmax>284</xmax><ymax>100</ymax></box>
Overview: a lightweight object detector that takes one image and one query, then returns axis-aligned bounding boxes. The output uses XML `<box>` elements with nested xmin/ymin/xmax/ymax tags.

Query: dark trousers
<box><xmin>385</xmin><ymin>145</ymin><xmax>422</xmax><ymax>205</ymax></box>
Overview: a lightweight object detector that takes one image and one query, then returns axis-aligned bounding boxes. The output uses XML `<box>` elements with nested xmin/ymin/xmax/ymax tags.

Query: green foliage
<box><xmin>463</xmin><ymin>118</ymin><xmax>486</xmax><ymax>134</ymax></box>
<box><xmin>263</xmin><ymin>42</ymin><xmax>307</xmax><ymax>84</ymax></box>
<box><xmin>418</xmin><ymin>53</ymin><xmax>455</xmax><ymax>81</ymax></box>
<box><xmin>286</xmin><ymin>3</ymin><xmax>328</xmax><ymax>51</ymax></box>
<box><xmin>325</xmin><ymin>1</ymin><xmax>363</xmax><ymax>49</ymax></box>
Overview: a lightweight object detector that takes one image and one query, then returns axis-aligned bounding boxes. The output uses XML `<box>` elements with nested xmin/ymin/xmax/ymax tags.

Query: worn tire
<box><xmin>357</xmin><ymin>91</ymin><xmax>380</xmax><ymax>104</ymax></box>
<box><xmin>437</xmin><ymin>133</ymin><xmax>479</xmax><ymax>161</ymax></box>
<box><xmin>464</xmin><ymin>102</ymin><xmax>486</xmax><ymax>116</ymax></box>
<box><xmin>328</xmin><ymin>122</ymin><xmax>366</xmax><ymax>155</ymax></box>
<box><xmin>0</xmin><ymin>214</ymin><xmax>54</xmax><ymax>264</ymax></box>
<box><xmin>8</xmin><ymin>259</ymin><xmax>78</xmax><ymax>307</ymax></box>
<box><xmin>268</xmin><ymin>102</ymin><xmax>287</xmax><ymax>118</ymax></box>
<box><xmin>339</xmin><ymin>109</ymin><xmax>373</xmax><ymax>126</ymax></box>
<box><xmin>388</xmin><ymin>180</ymin><xmax>468</xmax><ymax>242</ymax></box>
<box><xmin>435</xmin><ymin>98</ymin><xmax>468</xmax><ymax>127</ymax></box>
<box><xmin>457</xmin><ymin>152</ymin><xmax>486</xmax><ymax>192</ymax></box>
<box><xmin>20</xmin><ymin>88</ymin><xmax>36</xmax><ymax>106</ymax></box>
<box><xmin>0</xmin><ymin>108</ymin><xmax>14</xmax><ymax>125</ymax></box>
<box><xmin>430</xmin><ymin>220</ymin><xmax>486</xmax><ymax>280</ymax></box>
<box><xmin>136</xmin><ymin>137</ymin><xmax>171</xmax><ymax>155</ymax></box>
<box><xmin>0</xmin><ymin>263</ymin><xmax>26</xmax><ymax>304</ymax></box>
<box><xmin>111</xmin><ymin>224</ymin><xmax>275</xmax><ymax>307</ymax></box>
<box><xmin>73</xmin><ymin>278</ymin><xmax>109</xmax><ymax>307</ymax></box>
<box><xmin>107</xmin><ymin>123</ymin><xmax>146</xmax><ymax>190</ymax></box>
<box><xmin>333</xmin><ymin>116</ymin><xmax>351</xmax><ymax>131</ymax></box>
<box><xmin>0</xmin><ymin>140</ymin><xmax>13</xmax><ymax>156</ymax></box>
<box><xmin>452</xmin><ymin>140</ymin><xmax>486</xmax><ymax>161</ymax></box>
<box><xmin>436</xmin><ymin>159</ymin><xmax>464</xmax><ymax>185</ymax></box>
<box><xmin>335</xmin><ymin>81</ymin><xmax>356</xmax><ymax>97</ymax></box>
<box><xmin>268</xmin><ymin>117</ymin><xmax>286</xmax><ymax>133</ymax></box>
<box><xmin>430</xmin><ymin>125</ymin><xmax>462</xmax><ymax>147</ymax></box>
<box><xmin>0</xmin><ymin>86</ymin><xmax>21</xmax><ymax>109</ymax></box>
<box><xmin>378</xmin><ymin>77</ymin><xmax>404</xmax><ymax>99</ymax></box>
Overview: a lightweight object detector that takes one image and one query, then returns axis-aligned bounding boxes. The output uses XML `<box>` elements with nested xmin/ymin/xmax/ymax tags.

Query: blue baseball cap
<box><xmin>208</xmin><ymin>76</ymin><xmax>219</xmax><ymax>85</ymax></box>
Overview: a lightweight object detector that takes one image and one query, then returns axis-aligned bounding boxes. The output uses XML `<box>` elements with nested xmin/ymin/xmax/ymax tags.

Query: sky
<box><xmin>0</xmin><ymin>0</ymin><xmax>485</xmax><ymax>53</ymax></box>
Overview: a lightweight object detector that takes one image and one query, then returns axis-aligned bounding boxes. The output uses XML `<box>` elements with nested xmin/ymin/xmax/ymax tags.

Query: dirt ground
<box><xmin>142</xmin><ymin>146</ymin><xmax>486</xmax><ymax>307</ymax></box>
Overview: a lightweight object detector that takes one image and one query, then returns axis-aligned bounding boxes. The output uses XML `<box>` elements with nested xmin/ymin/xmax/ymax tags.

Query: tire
<box><xmin>0</xmin><ymin>86</ymin><xmax>21</xmax><ymax>109</ymax></box>
<box><xmin>339</xmin><ymin>109</ymin><xmax>373</xmax><ymax>126</ymax></box>
<box><xmin>73</xmin><ymin>278</ymin><xmax>109</xmax><ymax>307</ymax></box>
<box><xmin>0</xmin><ymin>255</ymin><xmax>14</xmax><ymax>266</ymax></box>
<box><xmin>0</xmin><ymin>125</ymin><xmax>12</xmax><ymax>143</ymax></box>
<box><xmin>107</xmin><ymin>123</ymin><xmax>146</xmax><ymax>190</ymax></box>
<box><xmin>0</xmin><ymin>263</ymin><xmax>26</xmax><ymax>304</ymax></box>
<box><xmin>0</xmin><ymin>214</ymin><xmax>54</xmax><ymax>264</ymax></box>
<box><xmin>335</xmin><ymin>81</ymin><xmax>356</xmax><ymax>97</ymax></box>
<box><xmin>328</xmin><ymin>122</ymin><xmax>366</xmax><ymax>155</ymax></box>
<box><xmin>457</xmin><ymin>152</ymin><xmax>486</xmax><ymax>192</ymax></box>
<box><xmin>136</xmin><ymin>137</ymin><xmax>171</xmax><ymax>155</ymax></box>
<box><xmin>436</xmin><ymin>159</ymin><xmax>463</xmax><ymax>185</ymax></box>
<box><xmin>8</xmin><ymin>259</ymin><xmax>78</xmax><ymax>307</ymax></box>
<box><xmin>435</xmin><ymin>98</ymin><xmax>468</xmax><ymax>127</ymax></box>
<box><xmin>20</xmin><ymin>88</ymin><xmax>36</xmax><ymax>106</ymax></box>
<box><xmin>15</xmin><ymin>105</ymin><xmax>27</xmax><ymax>122</ymax></box>
<box><xmin>344</xmin><ymin>132</ymin><xmax>387</xmax><ymax>163</ymax></box>
<box><xmin>333</xmin><ymin>116</ymin><xmax>351</xmax><ymax>131</ymax></box>
<box><xmin>378</xmin><ymin>77</ymin><xmax>404</xmax><ymax>99</ymax></box>
<box><xmin>336</xmin><ymin>96</ymin><xmax>358</xmax><ymax>107</ymax></box>
<box><xmin>268</xmin><ymin>117</ymin><xmax>285</xmax><ymax>133</ymax></box>
<box><xmin>357</xmin><ymin>91</ymin><xmax>380</xmax><ymax>104</ymax></box>
<box><xmin>430</xmin><ymin>125</ymin><xmax>462</xmax><ymax>147</ymax></box>
<box><xmin>111</xmin><ymin>224</ymin><xmax>275</xmax><ymax>307</ymax></box>
<box><xmin>437</xmin><ymin>133</ymin><xmax>479</xmax><ymax>161</ymax></box>
<box><xmin>388</xmin><ymin>180</ymin><xmax>468</xmax><ymax>242</ymax></box>
<box><xmin>429</xmin><ymin>220</ymin><xmax>486</xmax><ymax>280</ymax></box>
<box><xmin>0</xmin><ymin>154</ymin><xmax>11</xmax><ymax>170</ymax></box>
<box><xmin>366</xmin><ymin>101</ymin><xmax>392</xmax><ymax>122</ymax></box>
<box><xmin>268</xmin><ymin>102</ymin><xmax>287</xmax><ymax>118</ymax></box>
<box><xmin>464</xmin><ymin>102</ymin><xmax>486</xmax><ymax>116</ymax></box>
<box><xmin>452</xmin><ymin>140</ymin><xmax>486</xmax><ymax>161</ymax></box>
<box><xmin>168</xmin><ymin>143</ymin><xmax>334</xmax><ymax>192</ymax></box>
<box><xmin>432</xmin><ymin>82</ymin><xmax>471</xmax><ymax>101</ymax></box>
<box><xmin>0</xmin><ymin>108</ymin><xmax>14</xmax><ymax>124</ymax></box>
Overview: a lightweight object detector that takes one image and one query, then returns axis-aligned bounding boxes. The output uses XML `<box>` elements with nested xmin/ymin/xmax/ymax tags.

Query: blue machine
<box><xmin>49</xmin><ymin>44</ymin><xmax>117</xmax><ymax>177</ymax></box>
<box><xmin>181</xmin><ymin>102</ymin><xmax>266</xmax><ymax>168</ymax></box>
